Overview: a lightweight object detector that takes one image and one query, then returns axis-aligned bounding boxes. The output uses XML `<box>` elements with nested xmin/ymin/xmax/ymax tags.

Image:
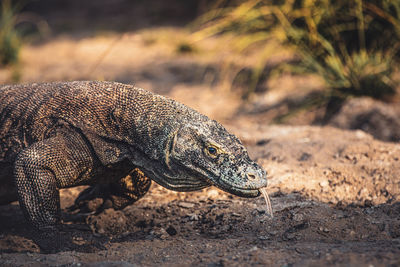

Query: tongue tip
<box><xmin>259</xmin><ymin>187</ymin><xmax>274</xmax><ymax>218</ymax></box>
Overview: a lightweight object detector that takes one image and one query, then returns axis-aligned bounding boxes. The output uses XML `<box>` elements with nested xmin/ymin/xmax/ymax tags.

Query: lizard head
<box><xmin>165</xmin><ymin>120</ymin><xmax>268</xmax><ymax>198</ymax></box>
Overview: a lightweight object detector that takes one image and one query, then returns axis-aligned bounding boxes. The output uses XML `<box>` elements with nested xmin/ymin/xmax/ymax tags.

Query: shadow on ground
<box><xmin>1</xmin><ymin>190</ymin><xmax>399</xmax><ymax>266</ymax></box>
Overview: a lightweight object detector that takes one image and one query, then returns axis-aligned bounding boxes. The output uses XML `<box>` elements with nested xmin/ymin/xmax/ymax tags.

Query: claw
<box><xmin>30</xmin><ymin>225</ymin><xmax>65</xmax><ymax>253</ymax></box>
<box><xmin>67</xmin><ymin>185</ymin><xmax>106</xmax><ymax>214</ymax></box>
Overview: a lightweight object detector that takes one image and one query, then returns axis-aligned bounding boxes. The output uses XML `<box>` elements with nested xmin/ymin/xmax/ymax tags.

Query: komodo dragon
<box><xmin>0</xmin><ymin>81</ymin><xmax>268</xmax><ymax>252</ymax></box>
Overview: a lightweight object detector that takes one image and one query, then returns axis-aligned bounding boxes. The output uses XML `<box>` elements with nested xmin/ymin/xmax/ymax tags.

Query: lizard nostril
<box><xmin>246</xmin><ymin>173</ymin><xmax>257</xmax><ymax>180</ymax></box>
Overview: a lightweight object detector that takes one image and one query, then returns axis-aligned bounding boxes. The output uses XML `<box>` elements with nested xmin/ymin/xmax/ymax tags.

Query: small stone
<box><xmin>158</xmin><ymin>228</ymin><xmax>169</xmax><ymax>240</ymax></box>
<box><xmin>350</xmin><ymin>230</ymin><xmax>356</xmax><ymax>237</ymax></box>
<box><xmin>188</xmin><ymin>213</ymin><xmax>200</xmax><ymax>221</ymax></box>
<box><xmin>325</xmin><ymin>253</ymin><xmax>333</xmax><ymax>261</ymax></box>
<box><xmin>255</xmin><ymin>207</ymin><xmax>266</xmax><ymax>214</ymax></box>
<box><xmin>319</xmin><ymin>180</ymin><xmax>329</xmax><ymax>187</ymax></box>
<box><xmin>319</xmin><ymin>226</ymin><xmax>329</xmax><ymax>232</ymax></box>
<box><xmin>166</xmin><ymin>225</ymin><xmax>177</xmax><ymax>236</ymax></box>
<box><xmin>178</xmin><ymin>202</ymin><xmax>195</xmax><ymax>208</ymax></box>
<box><xmin>293</xmin><ymin>213</ymin><xmax>304</xmax><ymax>222</ymax></box>
<box><xmin>248</xmin><ymin>246</ymin><xmax>258</xmax><ymax>252</ymax></box>
<box><xmin>258</xmin><ymin>235</ymin><xmax>270</xmax><ymax>240</ymax></box>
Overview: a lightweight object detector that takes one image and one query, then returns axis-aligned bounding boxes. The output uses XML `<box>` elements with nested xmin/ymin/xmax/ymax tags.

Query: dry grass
<box><xmin>192</xmin><ymin>0</ymin><xmax>400</xmax><ymax>105</ymax></box>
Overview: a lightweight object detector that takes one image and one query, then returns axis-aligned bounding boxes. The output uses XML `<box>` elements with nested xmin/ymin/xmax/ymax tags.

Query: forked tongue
<box><xmin>259</xmin><ymin>187</ymin><xmax>273</xmax><ymax>218</ymax></box>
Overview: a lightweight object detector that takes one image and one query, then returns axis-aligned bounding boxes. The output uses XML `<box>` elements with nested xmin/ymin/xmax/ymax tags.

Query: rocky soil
<box><xmin>1</xmin><ymin>121</ymin><xmax>399</xmax><ymax>266</ymax></box>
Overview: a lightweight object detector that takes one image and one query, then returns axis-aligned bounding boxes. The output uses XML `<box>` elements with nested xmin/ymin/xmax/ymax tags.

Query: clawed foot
<box><xmin>67</xmin><ymin>185</ymin><xmax>113</xmax><ymax>215</ymax></box>
<box><xmin>32</xmin><ymin>225</ymin><xmax>104</xmax><ymax>253</ymax></box>
<box><xmin>68</xmin><ymin>170</ymin><xmax>151</xmax><ymax>215</ymax></box>
<box><xmin>30</xmin><ymin>226</ymin><xmax>66</xmax><ymax>253</ymax></box>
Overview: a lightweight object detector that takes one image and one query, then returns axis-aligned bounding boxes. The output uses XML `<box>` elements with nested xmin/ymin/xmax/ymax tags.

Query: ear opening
<box><xmin>164</xmin><ymin>128</ymin><xmax>178</xmax><ymax>169</ymax></box>
<box><xmin>110</xmin><ymin>107</ymin><xmax>124</xmax><ymax>124</ymax></box>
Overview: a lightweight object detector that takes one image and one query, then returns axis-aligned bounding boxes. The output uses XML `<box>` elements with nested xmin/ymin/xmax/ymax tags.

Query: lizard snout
<box><xmin>243</xmin><ymin>167</ymin><xmax>268</xmax><ymax>189</ymax></box>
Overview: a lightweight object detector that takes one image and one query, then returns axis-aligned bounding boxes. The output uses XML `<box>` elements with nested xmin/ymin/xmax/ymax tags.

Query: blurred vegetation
<box><xmin>193</xmin><ymin>0</ymin><xmax>400</xmax><ymax>117</ymax></box>
<box><xmin>0</xmin><ymin>0</ymin><xmax>21</xmax><ymax>67</ymax></box>
<box><xmin>176</xmin><ymin>41</ymin><xmax>197</xmax><ymax>54</ymax></box>
<box><xmin>0</xmin><ymin>0</ymin><xmax>51</xmax><ymax>82</ymax></box>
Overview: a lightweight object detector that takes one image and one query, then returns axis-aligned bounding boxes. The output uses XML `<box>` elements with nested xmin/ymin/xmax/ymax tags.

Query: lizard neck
<box><xmin>112</xmin><ymin>87</ymin><xmax>187</xmax><ymax>162</ymax></box>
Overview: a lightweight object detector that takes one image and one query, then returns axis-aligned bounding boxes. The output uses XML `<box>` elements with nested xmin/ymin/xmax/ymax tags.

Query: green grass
<box><xmin>0</xmin><ymin>0</ymin><xmax>21</xmax><ymax>66</ymax></box>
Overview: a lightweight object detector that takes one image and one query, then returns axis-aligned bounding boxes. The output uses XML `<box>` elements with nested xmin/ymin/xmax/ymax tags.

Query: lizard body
<box><xmin>0</xmin><ymin>81</ymin><xmax>267</xmax><ymax>251</ymax></box>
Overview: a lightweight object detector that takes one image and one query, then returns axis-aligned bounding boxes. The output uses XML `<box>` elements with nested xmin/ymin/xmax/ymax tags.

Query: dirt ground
<box><xmin>1</xmin><ymin>125</ymin><xmax>400</xmax><ymax>266</ymax></box>
<box><xmin>1</xmin><ymin>3</ymin><xmax>400</xmax><ymax>265</ymax></box>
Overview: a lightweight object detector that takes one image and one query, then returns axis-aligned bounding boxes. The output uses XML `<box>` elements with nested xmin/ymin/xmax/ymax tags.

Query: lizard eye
<box><xmin>208</xmin><ymin>146</ymin><xmax>217</xmax><ymax>155</ymax></box>
<box><xmin>205</xmin><ymin>143</ymin><xmax>224</xmax><ymax>158</ymax></box>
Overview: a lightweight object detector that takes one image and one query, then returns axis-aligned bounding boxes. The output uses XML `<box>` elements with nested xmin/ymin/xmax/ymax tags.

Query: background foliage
<box><xmin>193</xmin><ymin>0</ymin><xmax>400</xmax><ymax>117</ymax></box>
<box><xmin>0</xmin><ymin>0</ymin><xmax>21</xmax><ymax>67</ymax></box>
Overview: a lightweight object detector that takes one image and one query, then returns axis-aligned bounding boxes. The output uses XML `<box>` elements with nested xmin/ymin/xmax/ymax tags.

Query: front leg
<box><xmin>14</xmin><ymin>134</ymin><xmax>93</xmax><ymax>252</ymax></box>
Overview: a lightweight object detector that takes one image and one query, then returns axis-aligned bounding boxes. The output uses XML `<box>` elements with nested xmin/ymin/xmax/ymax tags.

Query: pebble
<box><xmin>350</xmin><ymin>230</ymin><xmax>356</xmax><ymax>237</ymax></box>
<box><xmin>319</xmin><ymin>180</ymin><xmax>329</xmax><ymax>187</ymax></box>
<box><xmin>178</xmin><ymin>202</ymin><xmax>195</xmax><ymax>208</ymax></box>
<box><xmin>255</xmin><ymin>207</ymin><xmax>266</xmax><ymax>214</ymax></box>
<box><xmin>258</xmin><ymin>235</ymin><xmax>270</xmax><ymax>240</ymax></box>
<box><xmin>319</xmin><ymin>226</ymin><xmax>330</xmax><ymax>232</ymax></box>
<box><xmin>248</xmin><ymin>246</ymin><xmax>258</xmax><ymax>252</ymax></box>
<box><xmin>166</xmin><ymin>225</ymin><xmax>177</xmax><ymax>236</ymax></box>
<box><xmin>293</xmin><ymin>213</ymin><xmax>304</xmax><ymax>222</ymax></box>
<box><xmin>188</xmin><ymin>213</ymin><xmax>200</xmax><ymax>221</ymax></box>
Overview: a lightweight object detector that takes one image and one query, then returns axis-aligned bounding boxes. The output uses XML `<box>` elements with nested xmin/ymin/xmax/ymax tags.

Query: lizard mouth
<box><xmin>212</xmin><ymin>181</ymin><xmax>261</xmax><ymax>198</ymax></box>
<box><xmin>178</xmin><ymin>165</ymin><xmax>262</xmax><ymax>198</ymax></box>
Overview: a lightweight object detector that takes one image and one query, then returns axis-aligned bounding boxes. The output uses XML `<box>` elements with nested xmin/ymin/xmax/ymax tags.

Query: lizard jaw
<box><xmin>152</xmin><ymin>176</ymin><xmax>211</xmax><ymax>192</ymax></box>
<box><xmin>211</xmin><ymin>181</ymin><xmax>261</xmax><ymax>198</ymax></box>
<box><xmin>148</xmin><ymin>165</ymin><xmax>212</xmax><ymax>192</ymax></box>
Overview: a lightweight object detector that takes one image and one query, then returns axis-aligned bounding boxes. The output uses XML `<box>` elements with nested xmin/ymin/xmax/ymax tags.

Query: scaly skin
<box><xmin>0</xmin><ymin>81</ymin><xmax>268</xmax><ymax>252</ymax></box>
